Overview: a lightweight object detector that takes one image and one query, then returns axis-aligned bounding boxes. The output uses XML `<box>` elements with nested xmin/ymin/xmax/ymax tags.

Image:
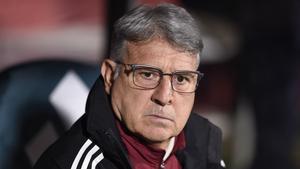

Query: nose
<box><xmin>151</xmin><ymin>77</ymin><xmax>173</xmax><ymax>106</ymax></box>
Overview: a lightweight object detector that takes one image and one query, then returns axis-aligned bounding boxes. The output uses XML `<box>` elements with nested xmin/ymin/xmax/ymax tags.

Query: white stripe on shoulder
<box><xmin>71</xmin><ymin>139</ymin><xmax>92</xmax><ymax>169</ymax></box>
<box><xmin>221</xmin><ymin>160</ymin><xmax>226</xmax><ymax>168</ymax></box>
<box><xmin>91</xmin><ymin>153</ymin><xmax>104</xmax><ymax>169</ymax></box>
<box><xmin>81</xmin><ymin>145</ymin><xmax>100</xmax><ymax>169</ymax></box>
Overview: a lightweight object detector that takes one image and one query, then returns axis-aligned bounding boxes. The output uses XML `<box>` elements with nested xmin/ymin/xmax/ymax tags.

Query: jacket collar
<box><xmin>85</xmin><ymin>76</ymin><xmax>119</xmax><ymax>137</ymax></box>
<box><xmin>85</xmin><ymin>76</ymin><xmax>131</xmax><ymax>168</ymax></box>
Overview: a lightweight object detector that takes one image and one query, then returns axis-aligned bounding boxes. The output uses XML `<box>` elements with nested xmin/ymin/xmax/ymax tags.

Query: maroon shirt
<box><xmin>116</xmin><ymin>121</ymin><xmax>186</xmax><ymax>169</ymax></box>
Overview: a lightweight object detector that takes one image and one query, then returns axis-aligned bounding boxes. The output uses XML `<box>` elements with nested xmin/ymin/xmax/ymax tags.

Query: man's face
<box><xmin>102</xmin><ymin>38</ymin><xmax>199</xmax><ymax>149</ymax></box>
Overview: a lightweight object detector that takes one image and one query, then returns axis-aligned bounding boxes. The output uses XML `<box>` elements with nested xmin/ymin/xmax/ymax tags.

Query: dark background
<box><xmin>0</xmin><ymin>0</ymin><xmax>299</xmax><ymax>169</ymax></box>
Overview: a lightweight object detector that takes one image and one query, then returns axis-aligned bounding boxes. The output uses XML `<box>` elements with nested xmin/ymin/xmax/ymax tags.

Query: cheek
<box><xmin>111</xmin><ymin>80</ymin><xmax>152</xmax><ymax>125</ymax></box>
<box><xmin>174</xmin><ymin>95</ymin><xmax>195</xmax><ymax>128</ymax></box>
<box><xmin>123</xmin><ymin>90</ymin><xmax>151</xmax><ymax>112</ymax></box>
<box><xmin>120</xmin><ymin>95</ymin><xmax>153</xmax><ymax>134</ymax></box>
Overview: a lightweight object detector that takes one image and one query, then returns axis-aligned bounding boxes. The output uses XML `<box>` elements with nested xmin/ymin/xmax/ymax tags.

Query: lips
<box><xmin>146</xmin><ymin>114</ymin><xmax>174</xmax><ymax>122</ymax></box>
<box><xmin>144</xmin><ymin>106</ymin><xmax>175</xmax><ymax>122</ymax></box>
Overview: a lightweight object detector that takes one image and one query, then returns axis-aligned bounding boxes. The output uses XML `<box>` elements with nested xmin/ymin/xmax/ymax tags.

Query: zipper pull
<box><xmin>160</xmin><ymin>162</ymin><xmax>165</xmax><ymax>169</ymax></box>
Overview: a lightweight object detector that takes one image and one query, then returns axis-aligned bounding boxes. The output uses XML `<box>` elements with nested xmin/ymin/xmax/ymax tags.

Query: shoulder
<box><xmin>33</xmin><ymin>117</ymin><xmax>100</xmax><ymax>169</ymax></box>
<box><xmin>185</xmin><ymin>113</ymin><xmax>222</xmax><ymax>138</ymax></box>
<box><xmin>184</xmin><ymin>113</ymin><xmax>223</xmax><ymax>166</ymax></box>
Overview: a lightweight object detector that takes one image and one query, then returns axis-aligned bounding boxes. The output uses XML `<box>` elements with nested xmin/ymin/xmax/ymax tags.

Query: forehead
<box><xmin>124</xmin><ymin>38</ymin><xmax>198</xmax><ymax>70</ymax></box>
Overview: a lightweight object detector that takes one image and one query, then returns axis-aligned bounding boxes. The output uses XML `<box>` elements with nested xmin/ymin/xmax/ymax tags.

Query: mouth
<box><xmin>144</xmin><ymin>106</ymin><xmax>175</xmax><ymax>124</ymax></box>
<box><xmin>146</xmin><ymin>114</ymin><xmax>174</xmax><ymax>122</ymax></box>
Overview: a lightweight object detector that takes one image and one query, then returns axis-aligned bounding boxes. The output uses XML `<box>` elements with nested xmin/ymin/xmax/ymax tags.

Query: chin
<box><xmin>141</xmin><ymin>127</ymin><xmax>175</xmax><ymax>143</ymax></box>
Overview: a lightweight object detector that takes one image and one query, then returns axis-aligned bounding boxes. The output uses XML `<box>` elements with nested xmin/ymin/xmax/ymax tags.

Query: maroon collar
<box><xmin>116</xmin><ymin>120</ymin><xmax>185</xmax><ymax>169</ymax></box>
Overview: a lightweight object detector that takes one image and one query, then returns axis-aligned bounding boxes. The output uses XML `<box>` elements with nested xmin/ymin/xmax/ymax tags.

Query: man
<box><xmin>34</xmin><ymin>3</ymin><xmax>225</xmax><ymax>169</ymax></box>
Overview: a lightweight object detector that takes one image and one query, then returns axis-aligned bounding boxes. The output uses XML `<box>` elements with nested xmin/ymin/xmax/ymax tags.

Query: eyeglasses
<box><xmin>116</xmin><ymin>62</ymin><xmax>204</xmax><ymax>93</ymax></box>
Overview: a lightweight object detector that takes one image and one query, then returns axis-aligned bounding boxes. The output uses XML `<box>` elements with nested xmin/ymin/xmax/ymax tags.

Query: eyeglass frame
<box><xmin>115</xmin><ymin>61</ymin><xmax>204</xmax><ymax>93</ymax></box>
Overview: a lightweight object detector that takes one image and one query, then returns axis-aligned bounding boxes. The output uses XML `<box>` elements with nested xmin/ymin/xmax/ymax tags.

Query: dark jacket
<box><xmin>33</xmin><ymin>77</ymin><xmax>225</xmax><ymax>169</ymax></box>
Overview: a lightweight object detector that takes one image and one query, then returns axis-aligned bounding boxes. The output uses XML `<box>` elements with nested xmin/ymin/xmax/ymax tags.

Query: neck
<box><xmin>116</xmin><ymin>120</ymin><xmax>186</xmax><ymax>169</ymax></box>
<box><xmin>146</xmin><ymin>139</ymin><xmax>171</xmax><ymax>151</ymax></box>
<box><xmin>145</xmin><ymin>137</ymin><xmax>176</xmax><ymax>162</ymax></box>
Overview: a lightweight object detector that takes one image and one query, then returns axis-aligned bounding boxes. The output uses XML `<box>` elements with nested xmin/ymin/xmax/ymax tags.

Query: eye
<box><xmin>174</xmin><ymin>74</ymin><xmax>190</xmax><ymax>84</ymax></box>
<box><xmin>136</xmin><ymin>69</ymin><xmax>160</xmax><ymax>80</ymax></box>
<box><xmin>141</xmin><ymin>71</ymin><xmax>153</xmax><ymax>78</ymax></box>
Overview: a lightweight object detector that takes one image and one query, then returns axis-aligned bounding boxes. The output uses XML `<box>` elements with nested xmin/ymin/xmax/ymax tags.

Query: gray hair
<box><xmin>110</xmin><ymin>3</ymin><xmax>203</xmax><ymax>64</ymax></box>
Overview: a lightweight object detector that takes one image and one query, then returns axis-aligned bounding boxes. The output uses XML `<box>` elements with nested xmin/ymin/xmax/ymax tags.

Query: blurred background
<box><xmin>0</xmin><ymin>0</ymin><xmax>299</xmax><ymax>169</ymax></box>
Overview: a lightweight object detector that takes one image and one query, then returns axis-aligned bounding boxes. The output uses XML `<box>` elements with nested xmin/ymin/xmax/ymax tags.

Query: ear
<box><xmin>101</xmin><ymin>59</ymin><xmax>117</xmax><ymax>94</ymax></box>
